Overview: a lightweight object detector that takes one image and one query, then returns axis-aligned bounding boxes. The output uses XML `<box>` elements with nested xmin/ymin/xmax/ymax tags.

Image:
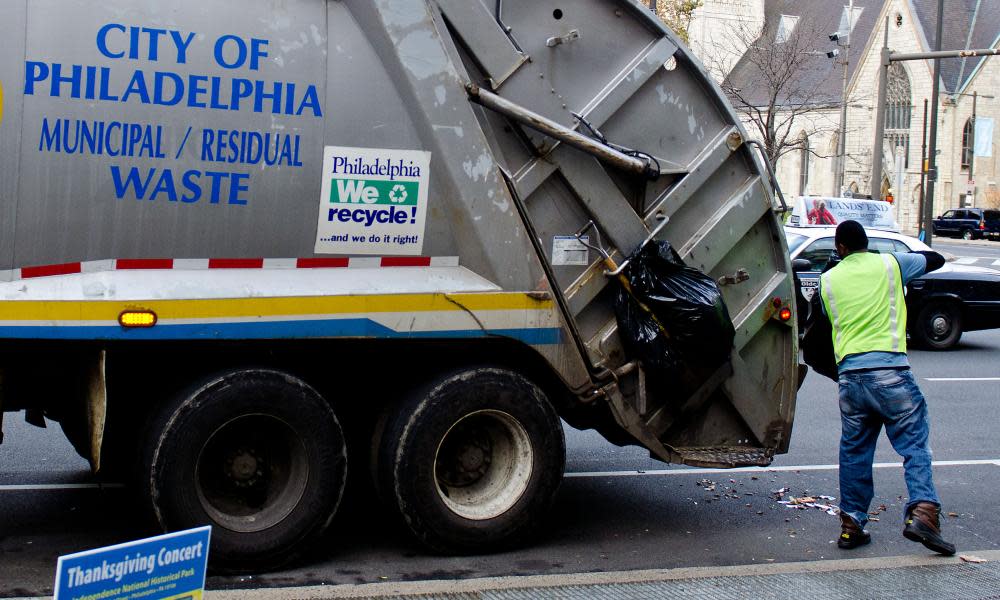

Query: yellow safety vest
<box><xmin>819</xmin><ymin>252</ymin><xmax>907</xmax><ymax>363</ymax></box>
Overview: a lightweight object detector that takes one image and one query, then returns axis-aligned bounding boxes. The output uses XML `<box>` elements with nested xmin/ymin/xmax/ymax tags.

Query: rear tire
<box><xmin>961</xmin><ymin>229</ymin><xmax>975</xmax><ymax>240</ymax></box>
<box><xmin>145</xmin><ymin>369</ymin><xmax>347</xmax><ymax>572</ymax></box>
<box><xmin>912</xmin><ymin>302</ymin><xmax>962</xmax><ymax>350</ymax></box>
<box><xmin>376</xmin><ymin>368</ymin><xmax>565</xmax><ymax>554</ymax></box>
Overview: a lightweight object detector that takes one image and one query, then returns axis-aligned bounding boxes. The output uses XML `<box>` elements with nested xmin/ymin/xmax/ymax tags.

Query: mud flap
<box><xmin>57</xmin><ymin>350</ymin><xmax>108</xmax><ymax>472</ymax></box>
<box><xmin>86</xmin><ymin>351</ymin><xmax>108</xmax><ymax>473</ymax></box>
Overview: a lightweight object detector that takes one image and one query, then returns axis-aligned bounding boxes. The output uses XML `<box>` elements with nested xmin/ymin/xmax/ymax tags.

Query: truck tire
<box><xmin>376</xmin><ymin>368</ymin><xmax>564</xmax><ymax>554</ymax></box>
<box><xmin>962</xmin><ymin>228</ymin><xmax>975</xmax><ymax>240</ymax></box>
<box><xmin>145</xmin><ymin>369</ymin><xmax>347</xmax><ymax>572</ymax></box>
<box><xmin>912</xmin><ymin>302</ymin><xmax>963</xmax><ymax>350</ymax></box>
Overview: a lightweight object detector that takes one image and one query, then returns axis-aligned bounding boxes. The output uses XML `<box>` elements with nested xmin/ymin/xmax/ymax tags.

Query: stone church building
<box><xmin>686</xmin><ymin>0</ymin><xmax>999</xmax><ymax>234</ymax></box>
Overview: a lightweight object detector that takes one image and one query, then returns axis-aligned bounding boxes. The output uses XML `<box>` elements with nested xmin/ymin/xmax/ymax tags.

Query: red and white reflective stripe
<box><xmin>2</xmin><ymin>257</ymin><xmax>459</xmax><ymax>281</ymax></box>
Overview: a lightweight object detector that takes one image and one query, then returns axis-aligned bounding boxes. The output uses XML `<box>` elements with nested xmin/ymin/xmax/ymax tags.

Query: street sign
<box><xmin>54</xmin><ymin>526</ymin><xmax>210</xmax><ymax>600</ymax></box>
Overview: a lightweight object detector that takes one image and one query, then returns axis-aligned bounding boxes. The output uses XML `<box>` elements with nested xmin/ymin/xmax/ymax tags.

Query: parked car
<box><xmin>931</xmin><ymin>208</ymin><xmax>1000</xmax><ymax>240</ymax></box>
<box><xmin>786</xmin><ymin>226</ymin><xmax>1000</xmax><ymax>349</ymax></box>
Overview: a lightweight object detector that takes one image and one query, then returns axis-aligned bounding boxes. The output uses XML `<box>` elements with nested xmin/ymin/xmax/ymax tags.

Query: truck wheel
<box><xmin>961</xmin><ymin>229</ymin><xmax>975</xmax><ymax>240</ymax></box>
<box><xmin>145</xmin><ymin>369</ymin><xmax>347</xmax><ymax>572</ymax></box>
<box><xmin>377</xmin><ymin>368</ymin><xmax>564</xmax><ymax>554</ymax></box>
<box><xmin>912</xmin><ymin>302</ymin><xmax>962</xmax><ymax>350</ymax></box>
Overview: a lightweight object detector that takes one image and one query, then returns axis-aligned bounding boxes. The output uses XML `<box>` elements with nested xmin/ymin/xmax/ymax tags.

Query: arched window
<box><xmin>885</xmin><ymin>63</ymin><xmax>912</xmax><ymax>168</ymax></box>
<box><xmin>961</xmin><ymin>118</ymin><xmax>973</xmax><ymax>171</ymax></box>
<box><xmin>799</xmin><ymin>133</ymin><xmax>810</xmax><ymax>195</ymax></box>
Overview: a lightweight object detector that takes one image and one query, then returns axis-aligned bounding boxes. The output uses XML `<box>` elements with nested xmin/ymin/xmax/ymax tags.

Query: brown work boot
<box><xmin>904</xmin><ymin>502</ymin><xmax>956</xmax><ymax>555</ymax></box>
<box><xmin>838</xmin><ymin>513</ymin><xmax>871</xmax><ymax>549</ymax></box>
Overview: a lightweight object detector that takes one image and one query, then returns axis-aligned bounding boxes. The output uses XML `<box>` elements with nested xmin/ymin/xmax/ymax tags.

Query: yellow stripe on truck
<box><xmin>0</xmin><ymin>292</ymin><xmax>554</xmax><ymax>322</ymax></box>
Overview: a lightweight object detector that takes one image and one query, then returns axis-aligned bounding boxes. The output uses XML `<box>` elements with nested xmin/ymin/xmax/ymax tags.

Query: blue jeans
<box><xmin>838</xmin><ymin>368</ymin><xmax>940</xmax><ymax>528</ymax></box>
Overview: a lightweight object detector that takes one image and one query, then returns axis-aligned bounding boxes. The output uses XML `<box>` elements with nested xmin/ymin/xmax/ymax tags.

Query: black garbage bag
<box><xmin>801</xmin><ymin>291</ymin><xmax>839</xmax><ymax>382</ymax></box>
<box><xmin>614</xmin><ymin>241</ymin><xmax>735</xmax><ymax>376</ymax></box>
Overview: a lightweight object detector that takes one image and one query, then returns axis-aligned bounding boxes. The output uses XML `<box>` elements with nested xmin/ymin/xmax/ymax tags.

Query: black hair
<box><xmin>835</xmin><ymin>220</ymin><xmax>868</xmax><ymax>252</ymax></box>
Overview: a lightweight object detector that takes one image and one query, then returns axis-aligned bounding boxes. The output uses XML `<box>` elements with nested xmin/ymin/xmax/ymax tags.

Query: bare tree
<box><xmin>712</xmin><ymin>15</ymin><xmax>843</xmax><ymax>165</ymax></box>
<box><xmin>653</xmin><ymin>0</ymin><xmax>703</xmax><ymax>44</ymax></box>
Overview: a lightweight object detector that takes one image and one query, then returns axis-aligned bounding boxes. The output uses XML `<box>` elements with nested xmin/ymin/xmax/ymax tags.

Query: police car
<box><xmin>786</xmin><ymin>226</ymin><xmax>1000</xmax><ymax>349</ymax></box>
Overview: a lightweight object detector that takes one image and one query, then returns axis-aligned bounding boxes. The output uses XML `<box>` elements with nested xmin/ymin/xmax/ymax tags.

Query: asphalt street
<box><xmin>0</xmin><ymin>248</ymin><xmax>998</xmax><ymax>597</ymax></box>
<box><xmin>931</xmin><ymin>238</ymin><xmax>1000</xmax><ymax>267</ymax></box>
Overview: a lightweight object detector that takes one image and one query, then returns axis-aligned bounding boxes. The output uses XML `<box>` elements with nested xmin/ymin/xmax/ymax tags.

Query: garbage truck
<box><xmin>0</xmin><ymin>0</ymin><xmax>800</xmax><ymax>570</ymax></box>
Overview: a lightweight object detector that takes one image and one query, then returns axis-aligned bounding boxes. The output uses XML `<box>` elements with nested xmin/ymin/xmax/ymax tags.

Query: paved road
<box><xmin>1</xmin><ymin>330</ymin><xmax>998</xmax><ymax>597</ymax></box>
<box><xmin>930</xmin><ymin>237</ymin><xmax>1000</xmax><ymax>270</ymax></box>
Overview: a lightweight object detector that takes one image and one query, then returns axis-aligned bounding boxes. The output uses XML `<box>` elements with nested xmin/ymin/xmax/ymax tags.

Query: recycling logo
<box><xmin>388</xmin><ymin>184</ymin><xmax>408</xmax><ymax>203</ymax></box>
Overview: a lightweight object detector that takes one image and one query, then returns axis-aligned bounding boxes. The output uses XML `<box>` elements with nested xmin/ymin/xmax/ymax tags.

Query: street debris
<box><xmin>868</xmin><ymin>503</ymin><xmax>888</xmax><ymax>521</ymax></box>
<box><xmin>776</xmin><ymin>492</ymin><xmax>839</xmax><ymax>515</ymax></box>
<box><xmin>947</xmin><ymin>512</ymin><xmax>960</xmax><ymax>518</ymax></box>
<box><xmin>959</xmin><ymin>555</ymin><xmax>987</xmax><ymax>564</ymax></box>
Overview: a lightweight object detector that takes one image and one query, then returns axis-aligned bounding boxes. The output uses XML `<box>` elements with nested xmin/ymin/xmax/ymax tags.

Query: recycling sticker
<box><xmin>314</xmin><ymin>145</ymin><xmax>431</xmax><ymax>255</ymax></box>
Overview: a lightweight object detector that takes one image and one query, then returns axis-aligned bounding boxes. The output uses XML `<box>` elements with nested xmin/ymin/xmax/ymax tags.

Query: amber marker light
<box><xmin>778</xmin><ymin>307</ymin><xmax>793</xmax><ymax>322</ymax></box>
<box><xmin>119</xmin><ymin>310</ymin><xmax>157</xmax><ymax>328</ymax></box>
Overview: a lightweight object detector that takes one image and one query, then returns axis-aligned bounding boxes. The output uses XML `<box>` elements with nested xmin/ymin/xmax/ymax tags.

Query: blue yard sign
<box><xmin>54</xmin><ymin>526</ymin><xmax>211</xmax><ymax>600</ymax></box>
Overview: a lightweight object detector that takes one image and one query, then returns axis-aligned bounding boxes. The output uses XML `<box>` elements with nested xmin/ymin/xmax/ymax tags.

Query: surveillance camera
<box><xmin>826</xmin><ymin>48</ymin><xmax>840</xmax><ymax>59</ymax></box>
<box><xmin>829</xmin><ymin>32</ymin><xmax>841</xmax><ymax>42</ymax></box>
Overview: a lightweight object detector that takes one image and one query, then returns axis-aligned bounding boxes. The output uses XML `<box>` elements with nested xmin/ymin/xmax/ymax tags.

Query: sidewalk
<box><xmin>925</xmin><ymin>236</ymin><xmax>999</xmax><ymax>249</ymax></box>
<box><xmin>200</xmin><ymin>552</ymin><xmax>1000</xmax><ymax>600</ymax></box>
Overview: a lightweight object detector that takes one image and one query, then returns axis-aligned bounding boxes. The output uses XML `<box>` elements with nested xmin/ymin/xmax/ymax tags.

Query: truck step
<box><xmin>673</xmin><ymin>446</ymin><xmax>775</xmax><ymax>468</ymax></box>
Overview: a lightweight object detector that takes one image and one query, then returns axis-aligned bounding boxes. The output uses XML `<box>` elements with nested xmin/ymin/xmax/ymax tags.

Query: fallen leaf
<box><xmin>947</xmin><ymin>512</ymin><xmax>959</xmax><ymax>518</ymax></box>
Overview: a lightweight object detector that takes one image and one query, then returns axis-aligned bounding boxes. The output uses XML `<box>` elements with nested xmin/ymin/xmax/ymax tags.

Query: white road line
<box><xmin>925</xmin><ymin>377</ymin><xmax>1000</xmax><ymax>381</ymax></box>
<box><xmin>0</xmin><ymin>482</ymin><xmax>125</xmax><ymax>491</ymax></box>
<box><xmin>4</xmin><ymin>461</ymin><xmax>999</xmax><ymax>490</ymax></box>
<box><xmin>954</xmin><ymin>257</ymin><xmax>979</xmax><ymax>264</ymax></box>
<box><xmin>993</xmin><ymin>259</ymin><xmax>1000</xmax><ymax>266</ymax></box>
<box><xmin>565</xmin><ymin>458</ymin><xmax>1000</xmax><ymax>478</ymax></box>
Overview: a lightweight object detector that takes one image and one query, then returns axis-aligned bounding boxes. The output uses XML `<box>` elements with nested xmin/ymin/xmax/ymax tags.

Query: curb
<box><xmin>215</xmin><ymin>550</ymin><xmax>1000</xmax><ymax>599</ymax></box>
<box><xmin>928</xmin><ymin>236</ymin><xmax>999</xmax><ymax>249</ymax></box>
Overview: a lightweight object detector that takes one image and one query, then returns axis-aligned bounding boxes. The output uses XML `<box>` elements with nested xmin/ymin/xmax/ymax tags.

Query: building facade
<box><xmin>687</xmin><ymin>0</ymin><xmax>999</xmax><ymax>235</ymax></box>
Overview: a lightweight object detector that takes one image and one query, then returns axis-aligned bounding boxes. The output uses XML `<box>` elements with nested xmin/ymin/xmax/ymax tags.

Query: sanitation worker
<box><xmin>818</xmin><ymin>220</ymin><xmax>955</xmax><ymax>555</ymax></box>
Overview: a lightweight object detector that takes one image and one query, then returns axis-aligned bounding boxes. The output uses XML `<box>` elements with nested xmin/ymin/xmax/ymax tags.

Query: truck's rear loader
<box><xmin>0</xmin><ymin>0</ymin><xmax>798</xmax><ymax>570</ymax></box>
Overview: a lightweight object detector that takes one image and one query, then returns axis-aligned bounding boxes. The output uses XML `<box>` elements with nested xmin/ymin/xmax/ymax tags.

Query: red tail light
<box><xmin>979</xmin><ymin>220</ymin><xmax>986</xmax><ymax>230</ymax></box>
